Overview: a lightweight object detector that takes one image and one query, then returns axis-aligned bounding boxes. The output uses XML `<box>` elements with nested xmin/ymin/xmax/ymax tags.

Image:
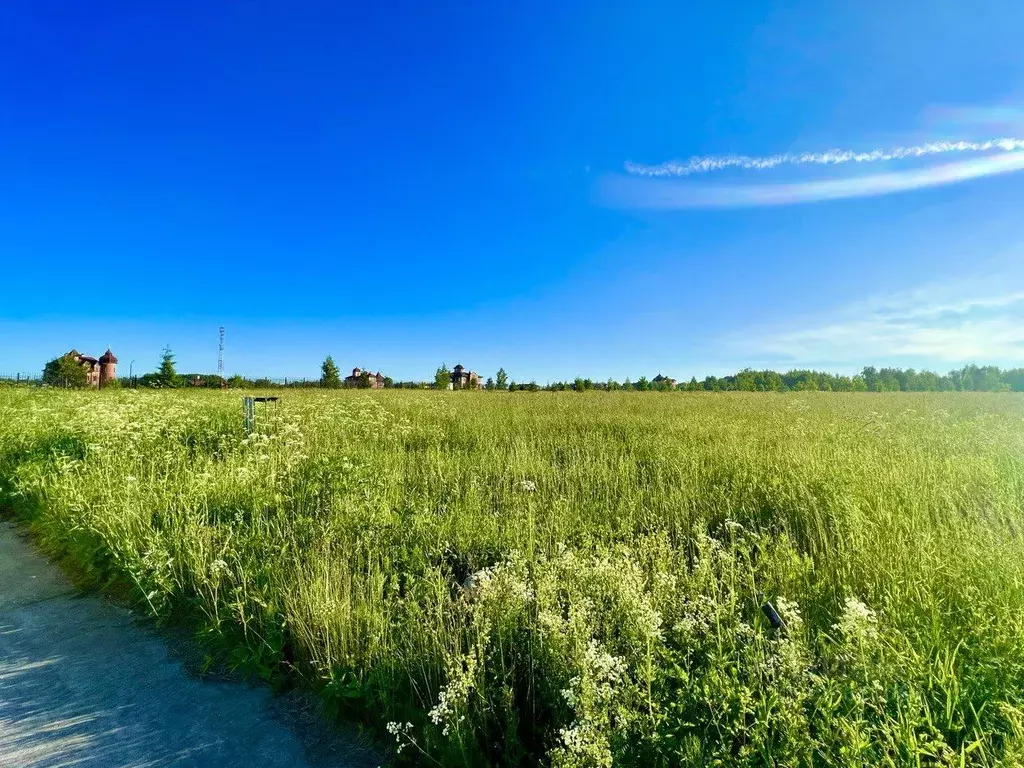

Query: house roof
<box><xmin>345</xmin><ymin>368</ymin><xmax>386</xmax><ymax>379</ymax></box>
<box><xmin>99</xmin><ymin>349</ymin><xmax>118</xmax><ymax>364</ymax></box>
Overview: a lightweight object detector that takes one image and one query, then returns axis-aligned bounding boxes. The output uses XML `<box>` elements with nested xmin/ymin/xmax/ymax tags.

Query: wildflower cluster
<box><xmin>2</xmin><ymin>388</ymin><xmax>1023</xmax><ymax>767</ymax></box>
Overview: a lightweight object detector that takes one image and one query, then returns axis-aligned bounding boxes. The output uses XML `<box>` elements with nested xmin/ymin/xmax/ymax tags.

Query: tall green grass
<box><xmin>2</xmin><ymin>389</ymin><xmax>1023</xmax><ymax>766</ymax></box>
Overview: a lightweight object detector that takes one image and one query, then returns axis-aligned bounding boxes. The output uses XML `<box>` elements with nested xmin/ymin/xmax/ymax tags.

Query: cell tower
<box><xmin>218</xmin><ymin>327</ymin><xmax>225</xmax><ymax>377</ymax></box>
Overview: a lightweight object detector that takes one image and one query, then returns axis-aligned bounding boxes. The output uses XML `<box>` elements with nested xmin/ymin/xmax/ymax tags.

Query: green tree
<box><xmin>876</xmin><ymin>370</ymin><xmax>900</xmax><ymax>392</ymax></box>
<box><xmin>734</xmin><ymin>369</ymin><xmax>757</xmax><ymax>391</ymax></box>
<box><xmin>756</xmin><ymin>371</ymin><xmax>784</xmax><ymax>391</ymax></box>
<box><xmin>320</xmin><ymin>356</ymin><xmax>341</xmax><ymax>388</ymax></box>
<box><xmin>861</xmin><ymin>366</ymin><xmax>879</xmax><ymax>391</ymax></box>
<box><xmin>434</xmin><ymin>363</ymin><xmax>451</xmax><ymax>390</ymax></box>
<box><xmin>484</xmin><ymin>377</ymin><xmax>495</xmax><ymax>390</ymax></box>
<box><xmin>981</xmin><ymin>367</ymin><xmax>1006</xmax><ymax>391</ymax></box>
<box><xmin>42</xmin><ymin>354</ymin><xmax>88</xmax><ymax>388</ymax></box>
<box><xmin>156</xmin><ymin>346</ymin><xmax>180</xmax><ymax>388</ymax></box>
<box><xmin>831</xmin><ymin>375</ymin><xmax>853</xmax><ymax>392</ymax></box>
<box><xmin>495</xmin><ymin>368</ymin><xmax>508</xmax><ymax>389</ymax></box>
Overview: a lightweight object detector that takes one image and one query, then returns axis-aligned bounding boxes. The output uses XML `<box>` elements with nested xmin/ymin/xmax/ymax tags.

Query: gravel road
<box><xmin>0</xmin><ymin>521</ymin><xmax>379</xmax><ymax>768</ymax></box>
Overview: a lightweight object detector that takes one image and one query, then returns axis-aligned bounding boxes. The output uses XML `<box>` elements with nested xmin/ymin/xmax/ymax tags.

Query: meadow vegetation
<box><xmin>1</xmin><ymin>388</ymin><xmax>1023</xmax><ymax>766</ymax></box>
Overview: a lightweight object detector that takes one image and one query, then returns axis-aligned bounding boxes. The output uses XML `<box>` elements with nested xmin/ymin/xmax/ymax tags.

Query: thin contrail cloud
<box><xmin>625</xmin><ymin>138</ymin><xmax>1024</xmax><ymax>177</ymax></box>
<box><xmin>601</xmin><ymin>151</ymin><xmax>1024</xmax><ymax>209</ymax></box>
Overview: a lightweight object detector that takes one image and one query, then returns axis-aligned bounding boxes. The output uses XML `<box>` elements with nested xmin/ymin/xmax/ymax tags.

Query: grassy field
<box><xmin>2</xmin><ymin>388</ymin><xmax>1024</xmax><ymax>766</ymax></box>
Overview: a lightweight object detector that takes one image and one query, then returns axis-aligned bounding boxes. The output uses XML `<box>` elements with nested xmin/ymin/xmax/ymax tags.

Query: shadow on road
<box><xmin>0</xmin><ymin>523</ymin><xmax>382</xmax><ymax>768</ymax></box>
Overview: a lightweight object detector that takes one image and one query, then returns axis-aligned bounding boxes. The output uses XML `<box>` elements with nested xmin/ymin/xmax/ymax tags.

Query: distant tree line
<box><xmin>468</xmin><ymin>364</ymin><xmax>1024</xmax><ymax>393</ymax></box>
<box><xmin>151</xmin><ymin>364</ymin><xmax>1024</xmax><ymax>393</ymax></box>
<box><xmin>476</xmin><ymin>365</ymin><xmax>1024</xmax><ymax>393</ymax></box>
<box><xmin>674</xmin><ymin>365</ymin><xmax>1024</xmax><ymax>393</ymax></box>
<box><xmin>36</xmin><ymin>346</ymin><xmax>1024</xmax><ymax>394</ymax></box>
<box><xmin>168</xmin><ymin>364</ymin><xmax>1024</xmax><ymax>393</ymax></box>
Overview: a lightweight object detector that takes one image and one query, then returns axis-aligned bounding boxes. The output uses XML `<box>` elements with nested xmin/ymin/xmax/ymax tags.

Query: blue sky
<box><xmin>4</xmin><ymin>1</ymin><xmax>1024</xmax><ymax>382</ymax></box>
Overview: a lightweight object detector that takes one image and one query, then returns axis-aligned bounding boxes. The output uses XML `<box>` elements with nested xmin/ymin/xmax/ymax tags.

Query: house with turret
<box><xmin>450</xmin><ymin>364</ymin><xmax>483</xmax><ymax>389</ymax></box>
<box><xmin>344</xmin><ymin>367</ymin><xmax>386</xmax><ymax>389</ymax></box>
<box><xmin>65</xmin><ymin>349</ymin><xmax>117</xmax><ymax>388</ymax></box>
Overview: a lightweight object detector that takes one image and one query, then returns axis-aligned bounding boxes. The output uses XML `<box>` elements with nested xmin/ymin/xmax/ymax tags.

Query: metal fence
<box><xmin>0</xmin><ymin>373</ymin><xmax>322</xmax><ymax>389</ymax></box>
<box><xmin>0</xmin><ymin>373</ymin><xmax>40</xmax><ymax>385</ymax></box>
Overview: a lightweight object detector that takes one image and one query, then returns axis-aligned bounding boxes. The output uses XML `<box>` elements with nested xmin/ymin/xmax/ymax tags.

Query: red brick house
<box><xmin>451</xmin><ymin>364</ymin><xmax>483</xmax><ymax>389</ymax></box>
<box><xmin>344</xmin><ymin>367</ymin><xmax>385</xmax><ymax>389</ymax></box>
<box><xmin>65</xmin><ymin>349</ymin><xmax>117</xmax><ymax>388</ymax></box>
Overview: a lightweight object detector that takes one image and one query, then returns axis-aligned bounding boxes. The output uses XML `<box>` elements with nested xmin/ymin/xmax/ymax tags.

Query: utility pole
<box><xmin>218</xmin><ymin>327</ymin><xmax>225</xmax><ymax>379</ymax></box>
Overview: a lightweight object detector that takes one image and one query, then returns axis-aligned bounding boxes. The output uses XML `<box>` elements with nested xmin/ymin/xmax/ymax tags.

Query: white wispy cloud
<box><xmin>601</xmin><ymin>152</ymin><xmax>1024</xmax><ymax>208</ymax></box>
<box><xmin>729</xmin><ymin>281</ymin><xmax>1024</xmax><ymax>365</ymax></box>
<box><xmin>625</xmin><ymin>138</ymin><xmax>1024</xmax><ymax>177</ymax></box>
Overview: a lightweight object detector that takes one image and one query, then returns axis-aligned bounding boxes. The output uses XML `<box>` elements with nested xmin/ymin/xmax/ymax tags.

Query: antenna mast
<box><xmin>218</xmin><ymin>327</ymin><xmax>225</xmax><ymax>378</ymax></box>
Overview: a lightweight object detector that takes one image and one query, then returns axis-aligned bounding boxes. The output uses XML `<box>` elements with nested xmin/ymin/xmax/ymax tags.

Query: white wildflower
<box><xmin>834</xmin><ymin>596</ymin><xmax>879</xmax><ymax>645</ymax></box>
<box><xmin>774</xmin><ymin>596</ymin><xmax>803</xmax><ymax>629</ymax></box>
<box><xmin>428</xmin><ymin>654</ymin><xmax>476</xmax><ymax>737</ymax></box>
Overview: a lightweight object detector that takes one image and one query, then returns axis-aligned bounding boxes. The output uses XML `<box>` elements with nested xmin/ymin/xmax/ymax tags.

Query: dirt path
<box><xmin>0</xmin><ymin>521</ymin><xmax>380</xmax><ymax>767</ymax></box>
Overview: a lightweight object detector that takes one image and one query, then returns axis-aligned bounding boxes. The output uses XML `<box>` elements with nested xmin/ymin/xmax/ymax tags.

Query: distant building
<box><xmin>652</xmin><ymin>374</ymin><xmax>677</xmax><ymax>389</ymax></box>
<box><xmin>451</xmin><ymin>364</ymin><xmax>483</xmax><ymax>390</ymax></box>
<box><xmin>66</xmin><ymin>349</ymin><xmax>117</xmax><ymax>388</ymax></box>
<box><xmin>344</xmin><ymin>367</ymin><xmax>385</xmax><ymax>389</ymax></box>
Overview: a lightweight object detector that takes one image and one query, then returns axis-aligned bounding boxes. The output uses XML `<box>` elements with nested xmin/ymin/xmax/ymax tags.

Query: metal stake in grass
<box><xmin>242</xmin><ymin>396</ymin><xmax>279</xmax><ymax>435</ymax></box>
<box><xmin>758</xmin><ymin>592</ymin><xmax>785</xmax><ymax>631</ymax></box>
